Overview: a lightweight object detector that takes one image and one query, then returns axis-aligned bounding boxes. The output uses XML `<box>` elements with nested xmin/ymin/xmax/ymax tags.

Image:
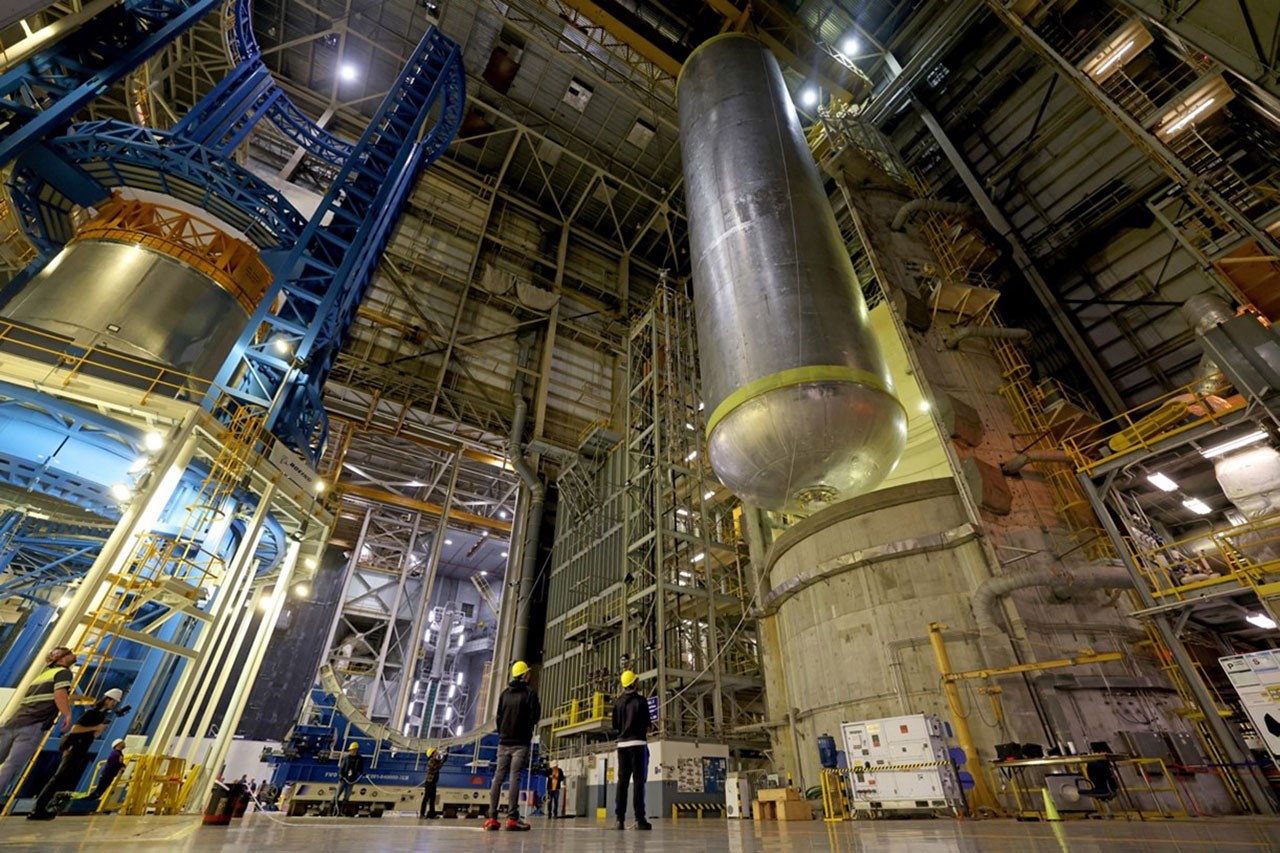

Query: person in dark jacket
<box><xmin>611</xmin><ymin>670</ymin><xmax>652</xmax><ymax>830</ymax></box>
<box><xmin>331</xmin><ymin>742</ymin><xmax>364</xmax><ymax>815</ymax></box>
<box><xmin>88</xmin><ymin>738</ymin><xmax>127</xmax><ymax>801</ymax></box>
<box><xmin>546</xmin><ymin>764</ymin><xmax>564</xmax><ymax>819</ymax></box>
<box><xmin>483</xmin><ymin>660</ymin><xmax>540</xmax><ymax>831</ymax></box>
<box><xmin>419</xmin><ymin>747</ymin><xmax>448</xmax><ymax>818</ymax></box>
<box><xmin>28</xmin><ymin>688</ymin><xmax>122</xmax><ymax>819</ymax></box>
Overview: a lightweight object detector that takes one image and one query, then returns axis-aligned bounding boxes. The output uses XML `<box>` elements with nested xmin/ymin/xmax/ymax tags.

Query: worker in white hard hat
<box><xmin>483</xmin><ymin>661</ymin><xmax>540</xmax><ymax>831</ymax></box>
<box><xmin>611</xmin><ymin>671</ymin><xmax>652</xmax><ymax>830</ymax></box>
<box><xmin>88</xmin><ymin>737</ymin><xmax>129</xmax><ymax>802</ymax></box>
<box><xmin>29</xmin><ymin>687</ymin><xmax>124</xmax><ymax>819</ymax></box>
<box><xmin>0</xmin><ymin>646</ymin><xmax>77</xmax><ymax>797</ymax></box>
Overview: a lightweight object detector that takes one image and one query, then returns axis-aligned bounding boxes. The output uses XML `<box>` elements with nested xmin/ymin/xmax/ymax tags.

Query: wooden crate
<box><xmin>752</xmin><ymin>799</ymin><xmax>811</xmax><ymax>821</ymax></box>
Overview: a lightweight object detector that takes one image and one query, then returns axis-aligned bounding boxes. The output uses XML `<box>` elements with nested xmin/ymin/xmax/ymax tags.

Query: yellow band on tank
<box><xmin>705</xmin><ymin>365</ymin><xmax>902</xmax><ymax>440</ymax></box>
<box><xmin>676</xmin><ymin>32</ymin><xmax>761</xmax><ymax>96</ymax></box>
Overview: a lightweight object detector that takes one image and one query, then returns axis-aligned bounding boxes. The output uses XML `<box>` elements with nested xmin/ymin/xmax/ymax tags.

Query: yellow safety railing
<box><xmin>564</xmin><ymin>590</ymin><xmax>624</xmax><ymax>635</ymax></box>
<box><xmin>0</xmin><ymin>319</ymin><xmax>212</xmax><ymax>405</ymax></box>
<box><xmin>1128</xmin><ymin>513</ymin><xmax>1280</xmax><ymax>603</ymax></box>
<box><xmin>551</xmin><ymin>691</ymin><xmax>608</xmax><ymax>733</ymax></box>
<box><xmin>1062</xmin><ymin>379</ymin><xmax>1246</xmax><ymax>473</ymax></box>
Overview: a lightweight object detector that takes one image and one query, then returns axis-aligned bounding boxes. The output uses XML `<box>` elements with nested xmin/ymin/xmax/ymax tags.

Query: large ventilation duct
<box><xmin>1215</xmin><ymin>444</ymin><xmax>1280</xmax><ymax>521</ymax></box>
<box><xmin>678</xmin><ymin>35</ymin><xmax>906</xmax><ymax>512</ymax></box>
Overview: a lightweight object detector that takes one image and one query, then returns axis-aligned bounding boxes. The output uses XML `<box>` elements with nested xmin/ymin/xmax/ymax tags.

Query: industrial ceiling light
<box><xmin>685</xmin><ymin>449</ymin><xmax>698</xmax><ymax>462</ymax></box>
<box><xmin>313</xmin><ymin>479</ymin><xmax>326</xmax><ymax>494</ymax></box>
<box><xmin>1245</xmin><ymin>612</ymin><xmax>1277</xmax><ymax>629</ymax></box>
<box><xmin>444</xmin><ymin>539</ymin><xmax>452</xmax><ymax>545</ymax></box>
<box><xmin>294</xmin><ymin>583</ymin><xmax>310</xmax><ymax>598</ymax></box>
<box><xmin>1199</xmin><ymin>429</ymin><xmax>1267</xmax><ymax>459</ymax></box>
<box><xmin>128</xmin><ymin>456</ymin><xmax>149</xmax><ymax>475</ymax></box>
<box><xmin>110</xmin><ymin>482</ymin><xmax>133</xmax><ymax>501</ymax></box>
<box><xmin>143</xmin><ymin>431</ymin><xmax>165</xmax><ymax>452</ymax></box>
<box><xmin>272</xmin><ymin>335</ymin><xmax>292</xmax><ymax>355</ymax></box>
<box><xmin>800</xmin><ymin>86</ymin><xmax>819</xmax><ymax>108</ymax></box>
<box><xmin>499</xmin><ymin>510</ymin><xmax>509</xmax><ymax>519</ymax></box>
<box><xmin>339</xmin><ymin>63</ymin><xmax>358</xmax><ymax>81</ymax></box>
<box><xmin>1146</xmin><ymin>472</ymin><xmax>1178</xmax><ymax>492</ymax></box>
<box><xmin>481</xmin><ymin>529</ymin><xmax>489</xmax><ymax>536</ymax></box>
<box><xmin>479</xmin><ymin>570</ymin><xmax>487</xmax><ymax>576</ymax></box>
<box><xmin>1181</xmin><ymin>497</ymin><xmax>1213</xmax><ymax>515</ymax></box>
<box><xmin>1155</xmin><ymin>74</ymin><xmax>1234</xmax><ymax>138</ymax></box>
<box><xmin>840</xmin><ymin>35</ymin><xmax>859</xmax><ymax>57</ymax></box>
<box><xmin>305</xmin><ymin>557</ymin><xmax>318</xmax><ymax>570</ymax></box>
<box><xmin>1079</xmin><ymin>20</ymin><xmax>1153</xmax><ymax>82</ymax></box>
<box><xmin>691</xmin><ymin>552</ymin><xmax>705</xmax><ymax>563</ymax></box>
<box><xmin>703</xmin><ymin>490</ymin><xmax>715</xmax><ymax>500</ymax></box>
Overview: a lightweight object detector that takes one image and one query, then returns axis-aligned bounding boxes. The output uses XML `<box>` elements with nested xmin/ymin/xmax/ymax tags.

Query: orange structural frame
<box><xmin>70</xmin><ymin>194</ymin><xmax>272</xmax><ymax>313</ymax></box>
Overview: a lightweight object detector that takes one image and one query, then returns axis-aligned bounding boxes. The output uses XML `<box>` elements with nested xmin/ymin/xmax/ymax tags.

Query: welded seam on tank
<box><xmin>757</xmin><ymin>522</ymin><xmax>978</xmax><ymax>616</ymax></box>
<box><xmin>704</xmin><ymin>364</ymin><xmax>900</xmax><ymax>438</ymax></box>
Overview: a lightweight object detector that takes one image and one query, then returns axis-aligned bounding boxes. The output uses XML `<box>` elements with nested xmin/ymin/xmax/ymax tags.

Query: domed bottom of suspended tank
<box><xmin>706</xmin><ymin>378</ymin><xmax>908</xmax><ymax>513</ymax></box>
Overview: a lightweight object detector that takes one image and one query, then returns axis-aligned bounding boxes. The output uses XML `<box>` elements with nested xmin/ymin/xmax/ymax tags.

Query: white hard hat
<box><xmin>103</xmin><ymin>688</ymin><xmax>124</xmax><ymax>702</ymax></box>
<box><xmin>112</xmin><ymin>738</ymin><xmax>126</xmax><ymax>748</ymax></box>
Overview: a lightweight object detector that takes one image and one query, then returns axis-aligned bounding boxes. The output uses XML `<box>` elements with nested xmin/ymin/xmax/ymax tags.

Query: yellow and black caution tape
<box><xmin>849</xmin><ymin>761</ymin><xmax>948</xmax><ymax>773</ymax></box>
<box><xmin>671</xmin><ymin>802</ymin><xmax>726</xmax><ymax>820</ymax></box>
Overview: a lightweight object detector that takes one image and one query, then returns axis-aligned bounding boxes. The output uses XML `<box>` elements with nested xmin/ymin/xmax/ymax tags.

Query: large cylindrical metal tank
<box><xmin>4</xmin><ymin>202</ymin><xmax>262</xmax><ymax>381</ymax></box>
<box><xmin>678</xmin><ymin>35</ymin><xmax>906</xmax><ymax>512</ymax></box>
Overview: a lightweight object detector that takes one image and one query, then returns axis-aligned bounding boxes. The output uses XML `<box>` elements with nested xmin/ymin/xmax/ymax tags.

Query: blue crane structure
<box><xmin>0</xmin><ymin>0</ymin><xmax>466</xmax><ymax>809</ymax></box>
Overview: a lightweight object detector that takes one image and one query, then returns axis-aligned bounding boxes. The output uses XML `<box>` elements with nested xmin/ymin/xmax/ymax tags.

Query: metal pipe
<box><xmin>972</xmin><ymin>562</ymin><xmax>1134</xmax><ymax>637</ymax></box>
<box><xmin>927</xmin><ymin>622</ymin><xmax>998</xmax><ymax>811</ymax></box>
<box><xmin>943</xmin><ymin>326</ymin><xmax>1032</xmax><ymax>349</ymax></box>
<box><xmin>1000</xmin><ymin>449</ymin><xmax>1073</xmax><ymax>475</ymax></box>
<box><xmin>507</xmin><ymin>340</ymin><xmax>547</xmax><ymax>663</ymax></box>
<box><xmin>890</xmin><ymin>198</ymin><xmax>972</xmax><ymax>231</ymax></box>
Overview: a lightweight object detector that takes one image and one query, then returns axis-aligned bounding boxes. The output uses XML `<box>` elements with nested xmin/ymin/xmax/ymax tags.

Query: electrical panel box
<box><xmin>725</xmin><ymin>772</ymin><xmax>752</xmax><ymax>818</ymax></box>
<box><xmin>563</xmin><ymin>774</ymin><xmax>588</xmax><ymax>817</ymax></box>
<box><xmin>1220</xmin><ymin>652</ymin><xmax>1280</xmax><ymax>769</ymax></box>
<box><xmin>840</xmin><ymin>714</ymin><xmax>963</xmax><ymax>815</ymax></box>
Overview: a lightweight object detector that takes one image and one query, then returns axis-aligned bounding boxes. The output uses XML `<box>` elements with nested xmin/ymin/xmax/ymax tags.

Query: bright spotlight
<box><xmin>110</xmin><ymin>483</ymin><xmax>133</xmax><ymax>501</ymax></box>
<box><xmin>339</xmin><ymin>63</ymin><xmax>358</xmax><ymax>81</ymax></box>
<box><xmin>800</xmin><ymin>86</ymin><xmax>819</xmax><ymax>108</ymax></box>
<box><xmin>841</xmin><ymin>36</ymin><xmax>859</xmax><ymax>56</ymax></box>
<box><xmin>143</xmin><ymin>431</ymin><xmax>165</xmax><ymax>452</ymax></box>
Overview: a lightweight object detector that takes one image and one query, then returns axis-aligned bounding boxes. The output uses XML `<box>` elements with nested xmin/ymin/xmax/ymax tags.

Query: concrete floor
<box><xmin>3</xmin><ymin>814</ymin><xmax>1280</xmax><ymax>851</ymax></box>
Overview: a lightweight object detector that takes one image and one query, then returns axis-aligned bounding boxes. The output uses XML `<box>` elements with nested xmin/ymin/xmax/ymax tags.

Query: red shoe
<box><xmin>482</xmin><ymin>818</ymin><xmax>501</xmax><ymax>831</ymax></box>
<box><xmin>505</xmin><ymin>818</ymin><xmax>531</xmax><ymax>831</ymax></box>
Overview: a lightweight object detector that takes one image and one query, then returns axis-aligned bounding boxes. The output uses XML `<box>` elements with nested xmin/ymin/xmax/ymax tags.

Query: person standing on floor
<box><xmin>28</xmin><ymin>687</ymin><xmax>123</xmax><ymax>819</ymax></box>
<box><xmin>612</xmin><ymin>670</ymin><xmax>652</xmax><ymax>830</ymax></box>
<box><xmin>419</xmin><ymin>746</ymin><xmax>448</xmax><ymax>819</ymax></box>
<box><xmin>0</xmin><ymin>646</ymin><xmax>76</xmax><ymax>799</ymax></box>
<box><xmin>331</xmin><ymin>742</ymin><xmax>364</xmax><ymax>815</ymax></box>
<box><xmin>483</xmin><ymin>661</ymin><xmax>540</xmax><ymax>832</ymax></box>
<box><xmin>87</xmin><ymin>738</ymin><xmax>127</xmax><ymax>802</ymax></box>
<box><xmin>546</xmin><ymin>763</ymin><xmax>564</xmax><ymax>820</ymax></box>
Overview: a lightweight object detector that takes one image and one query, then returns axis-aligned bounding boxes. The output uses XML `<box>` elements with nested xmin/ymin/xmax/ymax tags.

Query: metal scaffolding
<box><xmin>540</xmin><ymin>286</ymin><xmax>764</xmax><ymax>751</ymax></box>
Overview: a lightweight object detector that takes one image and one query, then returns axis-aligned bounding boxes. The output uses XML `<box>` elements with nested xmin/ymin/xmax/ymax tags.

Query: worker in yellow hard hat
<box><xmin>420</xmin><ymin>745</ymin><xmax>449</xmax><ymax>819</ymax></box>
<box><xmin>484</xmin><ymin>661</ymin><xmax>539</xmax><ymax>831</ymax></box>
<box><xmin>332</xmin><ymin>741</ymin><xmax>364</xmax><ymax>815</ymax></box>
<box><xmin>612</xmin><ymin>670</ymin><xmax>652</xmax><ymax>830</ymax></box>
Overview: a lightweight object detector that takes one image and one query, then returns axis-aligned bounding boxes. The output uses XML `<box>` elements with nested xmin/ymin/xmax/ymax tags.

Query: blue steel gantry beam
<box><xmin>211</xmin><ymin>27</ymin><xmax>465</xmax><ymax>459</ymax></box>
<box><xmin>0</xmin><ymin>0</ymin><xmax>222</xmax><ymax>167</ymax></box>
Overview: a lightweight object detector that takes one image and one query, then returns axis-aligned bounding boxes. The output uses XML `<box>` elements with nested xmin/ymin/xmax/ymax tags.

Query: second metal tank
<box><xmin>678</xmin><ymin>35</ymin><xmax>906</xmax><ymax>512</ymax></box>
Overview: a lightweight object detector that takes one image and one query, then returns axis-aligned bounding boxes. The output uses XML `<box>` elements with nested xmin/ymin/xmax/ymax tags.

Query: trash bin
<box><xmin>231</xmin><ymin>784</ymin><xmax>251</xmax><ymax>818</ymax></box>
<box><xmin>203</xmin><ymin>782</ymin><xmax>243</xmax><ymax>826</ymax></box>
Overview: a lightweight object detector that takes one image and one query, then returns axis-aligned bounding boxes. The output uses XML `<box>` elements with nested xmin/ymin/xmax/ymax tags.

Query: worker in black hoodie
<box><xmin>483</xmin><ymin>660</ymin><xmax>540</xmax><ymax>831</ymax></box>
<box><xmin>612</xmin><ymin>670</ymin><xmax>652</xmax><ymax>830</ymax></box>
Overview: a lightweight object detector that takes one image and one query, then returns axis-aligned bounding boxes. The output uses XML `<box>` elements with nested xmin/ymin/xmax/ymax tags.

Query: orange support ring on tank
<box><xmin>69</xmin><ymin>194</ymin><xmax>272</xmax><ymax>313</ymax></box>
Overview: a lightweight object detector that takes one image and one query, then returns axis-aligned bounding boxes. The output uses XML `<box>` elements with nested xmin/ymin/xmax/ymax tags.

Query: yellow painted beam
<box><xmin>340</xmin><ymin>483</ymin><xmax>513</xmax><ymax>534</ymax></box>
<box><xmin>946</xmin><ymin>651</ymin><xmax>1124</xmax><ymax>682</ymax></box>
<box><xmin>558</xmin><ymin>0</ymin><xmax>683</xmax><ymax>77</ymax></box>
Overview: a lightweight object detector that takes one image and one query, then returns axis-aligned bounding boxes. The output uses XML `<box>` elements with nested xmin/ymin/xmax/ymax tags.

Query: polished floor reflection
<box><xmin>3</xmin><ymin>812</ymin><xmax>1279</xmax><ymax>851</ymax></box>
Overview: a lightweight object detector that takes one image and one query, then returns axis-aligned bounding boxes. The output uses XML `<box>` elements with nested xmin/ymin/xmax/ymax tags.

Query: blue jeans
<box><xmin>331</xmin><ymin>779</ymin><xmax>354</xmax><ymax>812</ymax></box>
<box><xmin>488</xmin><ymin>744</ymin><xmax>529</xmax><ymax>819</ymax></box>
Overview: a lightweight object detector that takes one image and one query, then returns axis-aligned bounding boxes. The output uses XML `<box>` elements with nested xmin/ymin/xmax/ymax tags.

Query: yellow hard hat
<box><xmin>427</xmin><ymin>747</ymin><xmax>436</xmax><ymax>757</ymax></box>
<box><xmin>348</xmin><ymin>742</ymin><xmax>359</xmax><ymax>751</ymax></box>
<box><xmin>511</xmin><ymin>660</ymin><xmax>530</xmax><ymax>678</ymax></box>
<box><xmin>620</xmin><ymin>670</ymin><xmax>637</xmax><ymax>688</ymax></box>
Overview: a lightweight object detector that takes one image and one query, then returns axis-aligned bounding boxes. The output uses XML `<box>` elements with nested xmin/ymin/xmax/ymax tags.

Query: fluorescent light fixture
<box><xmin>456</xmin><ymin>672</ymin><xmax>464</xmax><ymax>685</ymax></box>
<box><xmin>444</xmin><ymin>539</ymin><xmax>453</xmax><ymax>545</ymax></box>
<box><xmin>1163</xmin><ymin>96</ymin><xmax>1215</xmax><ymax>136</ymax></box>
<box><xmin>143</xmin><ymin>431</ymin><xmax>165</xmax><ymax>452</ymax></box>
<box><xmin>406</xmin><ymin>480</ymin><xmax>425</xmax><ymax>488</ymax></box>
<box><xmin>697</xmin><ymin>402</ymin><xmax>705</xmax><ymax>411</ymax></box>
<box><xmin>339</xmin><ymin>63</ymin><xmax>357</xmax><ymax>81</ymax></box>
<box><xmin>449</xmin><ymin>684</ymin><xmax>458</xmax><ymax>698</ymax></box>
<box><xmin>1245</xmin><ymin>612</ymin><xmax>1277</xmax><ymax>630</ymax></box>
<box><xmin>1182</xmin><ymin>497</ymin><xmax>1213</xmax><ymax>515</ymax></box>
<box><xmin>1146</xmin><ymin>472</ymin><xmax>1178</xmax><ymax>492</ymax></box>
<box><xmin>703</xmin><ymin>491</ymin><xmax>715</xmax><ymax>500</ymax></box>
<box><xmin>686</xmin><ymin>422</ymin><xmax>696</xmax><ymax>431</ymax></box>
<box><xmin>445</xmin><ymin>707</ymin><xmax>454</xmax><ymax>721</ymax></box>
<box><xmin>1199</xmin><ymin>430</ymin><xmax>1267</xmax><ymax>459</ymax></box>
<box><xmin>479</xmin><ymin>570</ymin><xmax>487</xmax><ymax>576</ymax></box>
<box><xmin>840</xmin><ymin>36</ymin><xmax>859</xmax><ymax>57</ymax></box>
<box><xmin>676</xmin><ymin>508</ymin><xmax>690</xmax><ymax>517</ymax></box>
<box><xmin>691</xmin><ymin>552</ymin><xmax>705</xmax><ymax>563</ymax></box>
<box><xmin>57</xmin><ymin>593</ymin><xmax>73</xmax><ymax>608</ymax></box>
<box><xmin>501</xmin><ymin>551</ymin><xmax>509</xmax><ymax>557</ymax></box>
<box><xmin>685</xmin><ymin>450</ymin><xmax>698</xmax><ymax>462</ymax></box>
<box><xmin>800</xmin><ymin>86</ymin><xmax>819</xmax><ymax>108</ymax></box>
<box><xmin>455</xmin><ymin>726</ymin><xmax>462</xmax><ymax>736</ymax></box>
<box><xmin>678</xmin><ymin>570</ymin><xmax>693</xmax><ymax>579</ymax></box>
<box><xmin>1093</xmin><ymin>38</ymin><xmax>1134</xmax><ymax>76</ymax></box>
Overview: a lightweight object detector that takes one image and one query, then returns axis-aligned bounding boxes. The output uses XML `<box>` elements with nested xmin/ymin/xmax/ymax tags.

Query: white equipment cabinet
<box><xmin>725</xmin><ymin>772</ymin><xmax>752</xmax><ymax>818</ymax></box>
<box><xmin>840</xmin><ymin>714</ymin><xmax>963</xmax><ymax>816</ymax></box>
<box><xmin>1220</xmin><ymin>651</ymin><xmax>1280</xmax><ymax>769</ymax></box>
